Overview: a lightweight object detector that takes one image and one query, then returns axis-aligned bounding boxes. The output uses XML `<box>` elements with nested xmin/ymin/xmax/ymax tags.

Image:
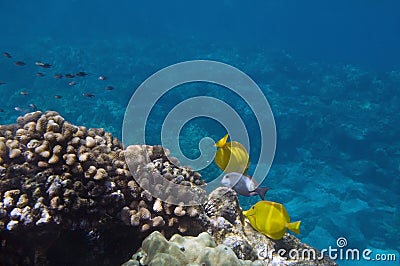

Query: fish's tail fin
<box><xmin>215</xmin><ymin>134</ymin><xmax>229</xmax><ymax>148</ymax></box>
<box><xmin>287</xmin><ymin>221</ymin><xmax>301</xmax><ymax>234</ymax></box>
<box><xmin>255</xmin><ymin>187</ymin><xmax>270</xmax><ymax>200</ymax></box>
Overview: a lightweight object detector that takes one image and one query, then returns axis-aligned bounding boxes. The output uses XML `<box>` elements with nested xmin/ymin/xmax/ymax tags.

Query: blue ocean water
<box><xmin>1</xmin><ymin>0</ymin><xmax>399</xmax><ymax>264</ymax></box>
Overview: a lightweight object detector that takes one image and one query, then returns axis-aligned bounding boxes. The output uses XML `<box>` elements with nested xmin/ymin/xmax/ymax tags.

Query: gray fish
<box><xmin>3</xmin><ymin>52</ymin><xmax>11</xmax><ymax>58</ymax></box>
<box><xmin>35</xmin><ymin>61</ymin><xmax>51</xmax><ymax>68</ymax></box>
<box><xmin>76</xmin><ymin>71</ymin><xmax>87</xmax><ymax>77</ymax></box>
<box><xmin>83</xmin><ymin>93</ymin><xmax>95</xmax><ymax>98</ymax></box>
<box><xmin>220</xmin><ymin>172</ymin><xmax>269</xmax><ymax>200</ymax></box>
<box><xmin>29</xmin><ymin>103</ymin><xmax>37</xmax><ymax>111</ymax></box>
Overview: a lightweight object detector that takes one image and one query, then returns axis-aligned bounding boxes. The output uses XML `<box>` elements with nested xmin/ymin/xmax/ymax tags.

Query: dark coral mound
<box><xmin>0</xmin><ymin>111</ymin><xmax>205</xmax><ymax>265</ymax></box>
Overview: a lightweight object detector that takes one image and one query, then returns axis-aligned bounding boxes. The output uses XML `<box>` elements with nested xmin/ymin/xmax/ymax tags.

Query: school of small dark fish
<box><xmin>1</xmin><ymin>51</ymin><xmax>116</xmax><ymax>113</ymax></box>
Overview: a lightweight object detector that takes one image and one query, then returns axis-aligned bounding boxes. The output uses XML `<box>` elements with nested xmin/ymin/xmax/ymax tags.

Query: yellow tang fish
<box><xmin>243</xmin><ymin>200</ymin><xmax>301</xmax><ymax>240</ymax></box>
<box><xmin>214</xmin><ymin>134</ymin><xmax>250</xmax><ymax>174</ymax></box>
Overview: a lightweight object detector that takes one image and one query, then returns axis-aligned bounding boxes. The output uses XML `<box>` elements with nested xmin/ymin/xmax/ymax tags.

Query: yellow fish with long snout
<box><xmin>243</xmin><ymin>200</ymin><xmax>301</xmax><ymax>240</ymax></box>
<box><xmin>214</xmin><ymin>134</ymin><xmax>250</xmax><ymax>174</ymax></box>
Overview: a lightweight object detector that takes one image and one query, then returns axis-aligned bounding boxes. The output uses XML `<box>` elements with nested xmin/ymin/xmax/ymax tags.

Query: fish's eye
<box><xmin>252</xmin><ymin>206</ymin><xmax>254</xmax><ymax>209</ymax></box>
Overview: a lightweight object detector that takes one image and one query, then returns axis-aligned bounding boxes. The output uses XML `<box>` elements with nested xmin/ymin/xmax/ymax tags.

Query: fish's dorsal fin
<box><xmin>215</xmin><ymin>134</ymin><xmax>229</xmax><ymax>148</ymax></box>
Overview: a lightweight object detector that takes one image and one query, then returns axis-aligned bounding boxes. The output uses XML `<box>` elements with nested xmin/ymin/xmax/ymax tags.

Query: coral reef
<box><xmin>123</xmin><ymin>231</ymin><xmax>264</xmax><ymax>266</ymax></box>
<box><xmin>0</xmin><ymin>111</ymin><xmax>205</xmax><ymax>265</ymax></box>
<box><xmin>1</xmin><ymin>39</ymin><xmax>398</xmax><ymax>255</ymax></box>
<box><xmin>0</xmin><ymin>111</ymin><xmax>337</xmax><ymax>265</ymax></box>
<box><xmin>124</xmin><ymin>187</ymin><xmax>338</xmax><ymax>265</ymax></box>
<box><xmin>123</xmin><ymin>144</ymin><xmax>207</xmax><ymax>206</ymax></box>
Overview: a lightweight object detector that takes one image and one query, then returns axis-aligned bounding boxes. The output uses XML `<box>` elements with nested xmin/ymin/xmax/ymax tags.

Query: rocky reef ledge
<box><xmin>0</xmin><ymin>111</ymin><xmax>337</xmax><ymax>265</ymax></box>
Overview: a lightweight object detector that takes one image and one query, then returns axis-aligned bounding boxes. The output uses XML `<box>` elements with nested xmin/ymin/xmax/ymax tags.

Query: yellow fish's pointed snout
<box><xmin>287</xmin><ymin>221</ymin><xmax>301</xmax><ymax>235</ymax></box>
<box><xmin>242</xmin><ymin>207</ymin><xmax>256</xmax><ymax>218</ymax></box>
<box><xmin>215</xmin><ymin>134</ymin><xmax>229</xmax><ymax>148</ymax></box>
<box><xmin>244</xmin><ymin>201</ymin><xmax>301</xmax><ymax>240</ymax></box>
